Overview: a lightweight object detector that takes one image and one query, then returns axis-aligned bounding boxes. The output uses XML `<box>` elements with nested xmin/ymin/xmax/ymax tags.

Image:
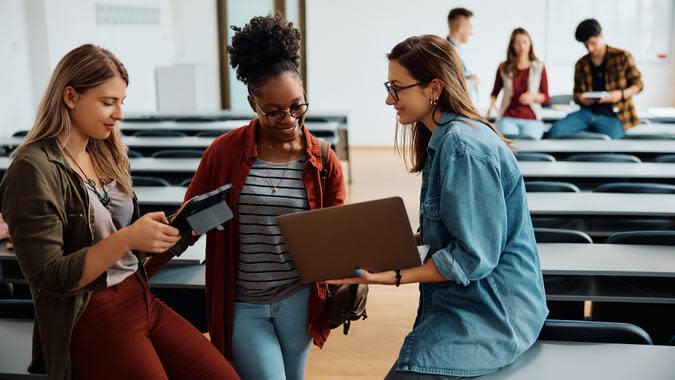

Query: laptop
<box><xmin>277</xmin><ymin>197</ymin><xmax>423</xmax><ymax>283</ymax></box>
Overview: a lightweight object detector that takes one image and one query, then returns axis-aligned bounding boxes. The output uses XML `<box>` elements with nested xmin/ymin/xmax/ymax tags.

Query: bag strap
<box><xmin>319</xmin><ymin>141</ymin><xmax>331</xmax><ymax>208</ymax></box>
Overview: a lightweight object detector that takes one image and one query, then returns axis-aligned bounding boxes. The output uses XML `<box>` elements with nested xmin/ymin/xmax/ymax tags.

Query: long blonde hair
<box><xmin>15</xmin><ymin>44</ymin><xmax>133</xmax><ymax>196</ymax></box>
<box><xmin>388</xmin><ymin>35</ymin><xmax>511</xmax><ymax>173</ymax></box>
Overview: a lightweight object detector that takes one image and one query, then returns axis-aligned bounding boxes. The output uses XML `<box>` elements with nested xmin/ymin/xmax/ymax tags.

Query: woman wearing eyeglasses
<box><xmin>329</xmin><ymin>35</ymin><xmax>547</xmax><ymax>379</ymax></box>
<box><xmin>146</xmin><ymin>14</ymin><xmax>346</xmax><ymax>380</ymax></box>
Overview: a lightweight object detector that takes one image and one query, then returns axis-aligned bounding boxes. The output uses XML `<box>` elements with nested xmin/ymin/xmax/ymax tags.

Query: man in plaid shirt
<box><xmin>548</xmin><ymin>19</ymin><xmax>643</xmax><ymax>139</ymax></box>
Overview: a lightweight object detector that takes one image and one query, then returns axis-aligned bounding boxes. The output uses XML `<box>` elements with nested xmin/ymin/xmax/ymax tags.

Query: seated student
<box><xmin>331</xmin><ymin>34</ymin><xmax>548</xmax><ymax>379</ymax></box>
<box><xmin>548</xmin><ymin>19</ymin><xmax>643</xmax><ymax>139</ymax></box>
<box><xmin>0</xmin><ymin>44</ymin><xmax>239</xmax><ymax>380</ymax></box>
<box><xmin>488</xmin><ymin>28</ymin><xmax>550</xmax><ymax>140</ymax></box>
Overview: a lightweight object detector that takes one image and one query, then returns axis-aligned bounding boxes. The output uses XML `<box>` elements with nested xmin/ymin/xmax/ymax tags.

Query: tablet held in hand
<box><xmin>170</xmin><ymin>183</ymin><xmax>234</xmax><ymax>235</ymax></box>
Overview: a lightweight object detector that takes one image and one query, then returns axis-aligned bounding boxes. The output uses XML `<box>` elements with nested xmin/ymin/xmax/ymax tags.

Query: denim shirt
<box><xmin>395</xmin><ymin>113</ymin><xmax>548</xmax><ymax>377</ymax></box>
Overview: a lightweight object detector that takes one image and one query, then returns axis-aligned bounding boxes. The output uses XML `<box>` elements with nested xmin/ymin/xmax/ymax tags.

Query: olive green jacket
<box><xmin>0</xmin><ymin>138</ymin><xmax>143</xmax><ymax>380</ymax></box>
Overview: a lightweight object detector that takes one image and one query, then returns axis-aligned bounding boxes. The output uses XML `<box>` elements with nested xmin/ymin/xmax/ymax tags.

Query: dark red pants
<box><xmin>71</xmin><ymin>272</ymin><xmax>239</xmax><ymax>380</ymax></box>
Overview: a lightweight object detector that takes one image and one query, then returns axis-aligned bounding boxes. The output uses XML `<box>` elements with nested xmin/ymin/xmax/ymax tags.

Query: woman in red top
<box><xmin>148</xmin><ymin>14</ymin><xmax>345</xmax><ymax>380</ymax></box>
<box><xmin>487</xmin><ymin>28</ymin><xmax>550</xmax><ymax>140</ymax></box>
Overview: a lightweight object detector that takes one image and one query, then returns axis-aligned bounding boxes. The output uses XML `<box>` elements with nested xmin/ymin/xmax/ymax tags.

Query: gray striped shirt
<box><xmin>236</xmin><ymin>157</ymin><xmax>309</xmax><ymax>303</ymax></box>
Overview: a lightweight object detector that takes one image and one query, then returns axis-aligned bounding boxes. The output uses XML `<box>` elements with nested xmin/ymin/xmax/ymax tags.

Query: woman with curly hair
<box><xmin>147</xmin><ymin>13</ymin><xmax>346</xmax><ymax>380</ymax></box>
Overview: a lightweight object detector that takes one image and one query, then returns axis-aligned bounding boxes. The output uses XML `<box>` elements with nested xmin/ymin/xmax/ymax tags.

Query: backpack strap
<box><xmin>318</xmin><ymin>141</ymin><xmax>331</xmax><ymax>208</ymax></box>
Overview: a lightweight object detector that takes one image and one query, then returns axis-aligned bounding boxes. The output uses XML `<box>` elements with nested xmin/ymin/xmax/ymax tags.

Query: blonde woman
<box><xmin>0</xmin><ymin>44</ymin><xmax>239</xmax><ymax>380</ymax></box>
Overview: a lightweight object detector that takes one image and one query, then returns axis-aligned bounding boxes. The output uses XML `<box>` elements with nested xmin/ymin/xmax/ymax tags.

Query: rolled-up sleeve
<box><xmin>1</xmin><ymin>158</ymin><xmax>90</xmax><ymax>296</ymax></box>
<box><xmin>430</xmin><ymin>153</ymin><xmax>508</xmax><ymax>285</ymax></box>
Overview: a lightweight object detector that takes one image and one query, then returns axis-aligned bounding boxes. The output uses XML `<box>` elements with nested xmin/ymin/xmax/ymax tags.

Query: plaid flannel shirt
<box><xmin>573</xmin><ymin>45</ymin><xmax>644</xmax><ymax>129</ymax></box>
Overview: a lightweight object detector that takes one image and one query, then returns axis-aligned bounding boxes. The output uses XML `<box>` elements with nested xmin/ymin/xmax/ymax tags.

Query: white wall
<box><xmin>306</xmin><ymin>0</ymin><xmax>675</xmax><ymax>146</ymax></box>
<box><xmin>1</xmin><ymin>0</ymin><xmax>220</xmax><ymax>136</ymax></box>
<box><xmin>1</xmin><ymin>0</ymin><xmax>37</xmax><ymax>136</ymax></box>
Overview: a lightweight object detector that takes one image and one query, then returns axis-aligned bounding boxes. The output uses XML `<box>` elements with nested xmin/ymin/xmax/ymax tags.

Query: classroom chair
<box><xmin>131</xmin><ymin>175</ymin><xmax>172</xmax><ymax>187</ymax></box>
<box><xmin>549</xmin><ymin>131</ymin><xmax>611</xmax><ymax>140</ymax></box>
<box><xmin>597</xmin><ymin>230</ymin><xmax>675</xmax><ymax>344</ymax></box>
<box><xmin>539</xmin><ymin>319</ymin><xmax>653</xmax><ymax>345</ymax></box>
<box><xmin>605</xmin><ymin>230</ymin><xmax>675</xmax><ymax>245</ymax></box>
<box><xmin>593</xmin><ymin>182</ymin><xmax>675</xmax><ymax>194</ymax></box>
<box><xmin>534</xmin><ymin>228</ymin><xmax>593</xmax><ymax>244</ymax></box>
<box><xmin>516</xmin><ymin>152</ymin><xmax>556</xmax><ymax>162</ymax></box>
<box><xmin>151</xmin><ymin>149</ymin><xmax>204</xmax><ymax>159</ymax></box>
<box><xmin>127</xmin><ymin>149</ymin><xmax>143</xmax><ymax>158</ymax></box>
<box><xmin>195</xmin><ymin>130</ymin><xmax>226</xmax><ymax>138</ymax></box>
<box><xmin>654</xmin><ymin>154</ymin><xmax>675</xmax><ymax>163</ymax></box>
<box><xmin>133</xmin><ymin>130</ymin><xmax>188</xmax><ymax>138</ymax></box>
<box><xmin>526</xmin><ymin>181</ymin><xmax>580</xmax><ymax>193</ymax></box>
<box><xmin>0</xmin><ymin>299</ymin><xmax>34</xmax><ymax>319</ymax></box>
<box><xmin>624</xmin><ymin>134</ymin><xmax>675</xmax><ymax>140</ymax></box>
<box><xmin>564</xmin><ymin>153</ymin><xmax>641</xmax><ymax>163</ymax></box>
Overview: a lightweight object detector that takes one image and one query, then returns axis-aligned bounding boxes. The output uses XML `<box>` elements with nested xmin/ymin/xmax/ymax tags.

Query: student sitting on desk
<box><xmin>330</xmin><ymin>34</ymin><xmax>548</xmax><ymax>379</ymax></box>
<box><xmin>548</xmin><ymin>19</ymin><xmax>643</xmax><ymax>139</ymax></box>
<box><xmin>146</xmin><ymin>14</ymin><xmax>346</xmax><ymax>380</ymax></box>
<box><xmin>0</xmin><ymin>44</ymin><xmax>239</xmax><ymax>380</ymax></box>
<box><xmin>488</xmin><ymin>28</ymin><xmax>550</xmax><ymax>140</ymax></box>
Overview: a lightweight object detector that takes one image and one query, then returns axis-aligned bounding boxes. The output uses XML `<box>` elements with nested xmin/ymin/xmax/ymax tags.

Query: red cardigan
<box><xmin>184</xmin><ymin>119</ymin><xmax>346</xmax><ymax>359</ymax></box>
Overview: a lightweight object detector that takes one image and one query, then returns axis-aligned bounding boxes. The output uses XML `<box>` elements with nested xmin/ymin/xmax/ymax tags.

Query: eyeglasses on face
<box><xmin>253</xmin><ymin>101</ymin><xmax>309</xmax><ymax>124</ymax></box>
<box><xmin>384</xmin><ymin>81</ymin><xmax>422</xmax><ymax>101</ymax></box>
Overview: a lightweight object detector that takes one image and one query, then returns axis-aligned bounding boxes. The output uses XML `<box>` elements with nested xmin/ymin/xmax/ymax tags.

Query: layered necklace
<box><xmin>63</xmin><ymin>148</ymin><xmax>112</xmax><ymax>211</ymax></box>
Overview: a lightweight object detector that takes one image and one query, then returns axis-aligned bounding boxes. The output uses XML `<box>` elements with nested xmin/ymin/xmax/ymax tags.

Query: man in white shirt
<box><xmin>446</xmin><ymin>7</ymin><xmax>479</xmax><ymax>105</ymax></box>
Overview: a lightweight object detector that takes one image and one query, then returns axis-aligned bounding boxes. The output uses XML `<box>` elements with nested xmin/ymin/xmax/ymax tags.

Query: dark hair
<box><xmin>388</xmin><ymin>35</ymin><xmax>509</xmax><ymax>172</ymax></box>
<box><xmin>227</xmin><ymin>13</ymin><xmax>301</xmax><ymax>96</ymax></box>
<box><xmin>575</xmin><ymin>19</ymin><xmax>602</xmax><ymax>43</ymax></box>
<box><xmin>501</xmin><ymin>28</ymin><xmax>538</xmax><ymax>77</ymax></box>
<box><xmin>447</xmin><ymin>7</ymin><xmax>473</xmax><ymax>24</ymax></box>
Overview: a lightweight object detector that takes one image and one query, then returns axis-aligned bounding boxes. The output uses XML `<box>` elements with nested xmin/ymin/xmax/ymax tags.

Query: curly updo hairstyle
<box><xmin>228</xmin><ymin>13</ymin><xmax>302</xmax><ymax>96</ymax></box>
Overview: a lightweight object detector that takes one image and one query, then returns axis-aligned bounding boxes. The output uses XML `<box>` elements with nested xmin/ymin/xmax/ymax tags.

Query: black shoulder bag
<box><xmin>318</xmin><ymin>141</ymin><xmax>368</xmax><ymax>335</ymax></box>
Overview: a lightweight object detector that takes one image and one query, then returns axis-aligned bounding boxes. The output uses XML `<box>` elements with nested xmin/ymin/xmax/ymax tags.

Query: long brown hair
<box><xmin>501</xmin><ymin>28</ymin><xmax>538</xmax><ymax>78</ymax></box>
<box><xmin>388</xmin><ymin>34</ymin><xmax>510</xmax><ymax>173</ymax></box>
<box><xmin>14</xmin><ymin>44</ymin><xmax>133</xmax><ymax>196</ymax></box>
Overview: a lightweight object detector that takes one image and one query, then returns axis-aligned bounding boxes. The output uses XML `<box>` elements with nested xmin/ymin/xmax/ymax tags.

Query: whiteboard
<box><xmin>545</xmin><ymin>0</ymin><xmax>673</xmax><ymax>64</ymax></box>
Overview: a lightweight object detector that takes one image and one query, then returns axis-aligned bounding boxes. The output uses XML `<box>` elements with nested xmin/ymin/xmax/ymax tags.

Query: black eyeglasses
<box><xmin>253</xmin><ymin>101</ymin><xmax>309</xmax><ymax>124</ymax></box>
<box><xmin>384</xmin><ymin>81</ymin><xmax>422</xmax><ymax>101</ymax></box>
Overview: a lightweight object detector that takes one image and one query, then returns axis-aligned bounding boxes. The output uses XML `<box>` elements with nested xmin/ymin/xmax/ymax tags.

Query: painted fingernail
<box><xmin>354</xmin><ymin>268</ymin><xmax>362</xmax><ymax>277</ymax></box>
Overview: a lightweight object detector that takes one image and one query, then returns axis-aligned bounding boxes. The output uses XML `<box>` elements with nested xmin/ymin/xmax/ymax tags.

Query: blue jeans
<box><xmin>232</xmin><ymin>286</ymin><xmax>312</xmax><ymax>380</ymax></box>
<box><xmin>496</xmin><ymin>117</ymin><xmax>544</xmax><ymax>140</ymax></box>
<box><xmin>548</xmin><ymin>108</ymin><xmax>624</xmax><ymax>139</ymax></box>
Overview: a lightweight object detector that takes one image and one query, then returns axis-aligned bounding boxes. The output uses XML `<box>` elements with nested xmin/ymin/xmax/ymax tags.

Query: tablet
<box><xmin>581</xmin><ymin>91</ymin><xmax>609</xmax><ymax>99</ymax></box>
<box><xmin>277</xmin><ymin>197</ymin><xmax>423</xmax><ymax>283</ymax></box>
<box><xmin>170</xmin><ymin>183</ymin><xmax>233</xmax><ymax>234</ymax></box>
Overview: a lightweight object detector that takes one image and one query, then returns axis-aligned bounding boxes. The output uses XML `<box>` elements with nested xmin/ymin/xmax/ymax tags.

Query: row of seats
<box><xmin>127</xmin><ymin>149</ymin><xmax>204</xmax><ymax>159</ymax></box>
<box><xmin>535</xmin><ymin>228</ymin><xmax>675</xmax><ymax>245</ymax></box>
<box><xmin>11</xmin><ymin>129</ymin><xmax>223</xmax><ymax>138</ymax></box>
<box><xmin>517</xmin><ymin>152</ymin><xmax>675</xmax><ymax>163</ymax></box>
<box><xmin>132</xmin><ymin>175</ymin><xmax>191</xmax><ymax>187</ymax></box>
<box><xmin>507</xmin><ymin>131</ymin><xmax>675</xmax><ymax>141</ymax></box>
<box><xmin>525</xmin><ymin>181</ymin><xmax>675</xmax><ymax>194</ymax></box>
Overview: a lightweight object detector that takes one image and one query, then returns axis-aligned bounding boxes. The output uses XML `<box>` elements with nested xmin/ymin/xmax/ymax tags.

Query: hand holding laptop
<box><xmin>277</xmin><ymin>197</ymin><xmax>424</xmax><ymax>283</ymax></box>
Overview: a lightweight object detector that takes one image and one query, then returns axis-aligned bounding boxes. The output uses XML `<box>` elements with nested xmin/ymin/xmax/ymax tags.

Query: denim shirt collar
<box><xmin>427</xmin><ymin>112</ymin><xmax>459</xmax><ymax>152</ymax></box>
